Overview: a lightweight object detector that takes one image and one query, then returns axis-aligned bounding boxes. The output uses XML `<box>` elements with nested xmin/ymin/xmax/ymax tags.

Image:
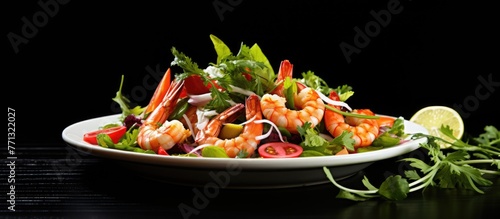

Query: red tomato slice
<box><xmin>258</xmin><ymin>142</ymin><xmax>303</xmax><ymax>158</ymax></box>
<box><xmin>184</xmin><ymin>75</ymin><xmax>209</xmax><ymax>95</ymax></box>
<box><xmin>157</xmin><ymin>147</ymin><xmax>169</xmax><ymax>155</ymax></box>
<box><xmin>83</xmin><ymin>126</ymin><xmax>127</xmax><ymax>145</ymax></box>
<box><xmin>184</xmin><ymin>75</ymin><xmax>224</xmax><ymax>95</ymax></box>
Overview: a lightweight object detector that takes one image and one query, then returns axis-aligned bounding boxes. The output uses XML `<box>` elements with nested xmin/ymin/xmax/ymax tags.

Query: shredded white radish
<box><xmin>253</xmin><ymin>119</ymin><xmax>286</xmax><ymax>143</ymax></box>
<box><xmin>188</xmin><ymin>93</ymin><xmax>212</xmax><ymax>107</ymax></box>
<box><xmin>237</xmin><ymin>115</ymin><xmax>256</xmax><ymax>125</ymax></box>
<box><xmin>319</xmin><ymin>133</ymin><xmax>334</xmax><ymax>141</ymax></box>
<box><xmin>229</xmin><ymin>85</ymin><xmax>257</xmax><ymax>97</ymax></box>
<box><xmin>182</xmin><ymin>114</ymin><xmax>196</xmax><ymax>140</ymax></box>
<box><xmin>314</xmin><ymin>90</ymin><xmax>352</xmax><ymax>111</ymax></box>
<box><xmin>226</xmin><ymin>99</ymin><xmax>238</xmax><ymax>106</ymax></box>
<box><xmin>204</xmin><ymin>66</ymin><xmax>224</xmax><ymax>78</ymax></box>
<box><xmin>187</xmin><ymin>144</ymin><xmax>214</xmax><ymax>155</ymax></box>
<box><xmin>196</xmin><ymin>109</ymin><xmax>218</xmax><ymax>131</ymax></box>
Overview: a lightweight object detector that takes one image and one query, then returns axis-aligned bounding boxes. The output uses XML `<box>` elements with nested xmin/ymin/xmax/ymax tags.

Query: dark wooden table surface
<box><xmin>1</xmin><ymin>144</ymin><xmax>499</xmax><ymax>219</ymax></box>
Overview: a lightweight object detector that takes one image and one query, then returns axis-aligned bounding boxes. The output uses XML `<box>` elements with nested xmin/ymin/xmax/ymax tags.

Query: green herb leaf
<box><xmin>336</xmin><ymin>190</ymin><xmax>372</xmax><ymax>201</ymax></box>
<box><xmin>210</xmin><ymin>34</ymin><xmax>232</xmax><ymax>65</ymax></box>
<box><xmin>326</xmin><ymin>124</ymin><xmax>500</xmax><ymax>201</ymax></box>
<box><xmin>299</xmin><ymin>70</ymin><xmax>333</xmax><ymax>96</ymax></box>
<box><xmin>297</xmin><ymin>122</ymin><xmax>355</xmax><ymax>155</ymax></box>
<box><xmin>372</xmin><ymin>133</ymin><xmax>401</xmax><ymax>147</ymax></box>
<box><xmin>172</xmin><ymin>36</ymin><xmax>276</xmax><ymax>112</ymax></box>
<box><xmin>248</xmin><ymin>43</ymin><xmax>275</xmax><ymax>76</ymax></box>
<box><xmin>330</xmin><ymin>131</ymin><xmax>355</xmax><ymax>152</ymax></box>
<box><xmin>96</xmin><ymin>128</ymin><xmax>154</xmax><ymax>154</ymax></box>
<box><xmin>335</xmin><ymin>85</ymin><xmax>354</xmax><ymax>102</ymax></box>
<box><xmin>473</xmin><ymin>126</ymin><xmax>500</xmax><ymax>147</ymax></box>
<box><xmin>201</xmin><ymin>146</ymin><xmax>230</xmax><ymax>158</ymax></box>
<box><xmin>378</xmin><ymin>175</ymin><xmax>410</xmax><ymax>201</ymax></box>
<box><xmin>112</xmin><ymin>75</ymin><xmax>145</xmax><ymax>121</ymax></box>
<box><xmin>167</xmin><ymin>97</ymin><xmax>190</xmax><ymax>120</ymax></box>
<box><xmin>283</xmin><ymin>77</ymin><xmax>297</xmax><ymax>109</ymax></box>
<box><xmin>299</xmin><ymin>150</ymin><xmax>326</xmax><ymax>157</ymax></box>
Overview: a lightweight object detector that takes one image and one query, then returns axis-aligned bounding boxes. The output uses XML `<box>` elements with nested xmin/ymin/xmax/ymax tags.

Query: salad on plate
<box><xmin>83</xmin><ymin>34</ymin><xmax>412</xmax><ymax>159</ymax></box>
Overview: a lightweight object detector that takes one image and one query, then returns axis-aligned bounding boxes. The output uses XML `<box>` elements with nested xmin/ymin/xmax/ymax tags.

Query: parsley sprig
<box><xmin>96</xmin><ymin>127</ymin><xmax>155</xmax><ymax>154</ymax></box>
<box><xmin>112</xmin><ymin>75</ymin><xmax>145</xmax><ymax>121</ymax></box>
<box><xmin>297</xmin><ymin>122</ymin><xmax>355</xmax><ymax>155</ymax></box>
<box><xmin>324</xmin><ymin>125</ymin><xmax>500</xmax><ymax>201</ymax></box>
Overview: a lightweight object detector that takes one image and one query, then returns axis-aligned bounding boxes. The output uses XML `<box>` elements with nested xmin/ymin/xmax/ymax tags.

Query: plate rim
<box><xmin>62</xmin><ymin>114</ymin><xmax>428</xmax><ymax>170</ymax></box>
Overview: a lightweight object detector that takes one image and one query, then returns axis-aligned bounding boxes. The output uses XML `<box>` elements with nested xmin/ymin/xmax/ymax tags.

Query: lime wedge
<box><xmin>219</xmin><ymin>123</ymin><xmax>244</xmax><ymax>139</ymax></box>
<box><xmin>410</xmin><ymin>106</ymin><xmax>464</xmax><ymax>148</ymax></box>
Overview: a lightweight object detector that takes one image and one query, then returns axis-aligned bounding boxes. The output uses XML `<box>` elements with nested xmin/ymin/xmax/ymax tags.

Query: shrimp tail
<box><xmin>143</xmin><ymin>68</ymin><xmax>172</xmax><ymax>118</ymax></box>
<box><xmin>144</xmin><ymin>79</ymin><xmax>185</xmax><ymax>125</ymax></box>
<box><xmin>195</xmin><ymin>94</ymin><xmax>264</xmax><ymax>158</ymax></box>
<box><xmin>137</xmin><ymin>79</ymin><xmax>189</xmax><ymax>153</ymax></box>
<box><xmin>270</xmin><ymin>60</ymin><xmax>293</xmax><ymax>96</ymax></box>
<box><xmin>271</xmin><ymin>60</ymin><xmax>307</xmax><ymax>96</ymax></box>
<box><xmin>195</xmin><ymin>103</ymin><xmax>245</xmax><ymax>143</ymax></box>
<box><xmin>324</xmin><ymin>91</ymin><xmax>380</xmax><ymax>148</ymax></box>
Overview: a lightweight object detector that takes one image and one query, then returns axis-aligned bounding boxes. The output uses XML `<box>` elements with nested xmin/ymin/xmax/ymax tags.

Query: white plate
<box><xmin>62</xmin><ymin>114</ymin><xmax>428</xmax><ymax>189</ymax></box>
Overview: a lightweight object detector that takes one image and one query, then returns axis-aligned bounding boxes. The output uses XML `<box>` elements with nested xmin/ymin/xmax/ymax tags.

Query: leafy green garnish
<box><xmin>283</xmin><ymin>77</ymin><xmax>297</xmax><ymax>110</ymax></box>
<box><xmin>300</xmin><ymin>150</ymin><xmax>327</xmax><ymax>157</ymax></box>
<box><xmin>167</xmin><ymin>97</ymin><xmax>190</xmax><ymax>121</ymax></box>
<box><xmin>473</xmin><ymin>126</ymin><xmax>500</xmax><ymax>147</ymax></box>
<box><xmin>97</xmin><ymin>128</ymin><xmax>154</xmax><ymax>154</ymax></box>
<box><xmin>297</xmin><ymin>122</ymin><xmax>355</xmax><ymax>155</ymax></box>
<box><xmin>298</xmin><ymin>71</ymin><xmax>354</xmax><ymax>102</ymax></box>
<box><xmin>372</xmin><ymin>117</ymin><xmax>407</xmax><ymax>147</ymax></box>
<box><xmin>171</xmin><ymin>47</ymin><xmax>232</xmax><ymax>113</ymax></box>
<box><xmin>335</xmin><ymin>85</ymin><xmax>354</xmax><ymax>102</ymax></box>
<box><xmin>112</xmin><ymin>75</ymin><xmax>145</xmax><ymax>121</ymax></box>
<box><xmin>299</xmin><ymin>70</ymin><xmax>334</xmax><ymax>96</ymax></box>
<box><xmin>330</xmin><ymin>131</ymin><xmax>356</xmax><ymax>152</ymax></box>
<box><xmin>210</xmin><ymin>34</ymin><xmax>232</xmax><ymax>65</ymax></box>
<box><xmin>325</xmin><ymin>105</ymin><xmax>379</xmax><ymax>119</ymax></box>
<box><xmin>201</xmin><ymin>145</ymin><xmax>230</xmax><ymax>158</ymax></box>
<box><xmin>172</xmin><ymin>35</ymin><xmax>276</xmax><ymax>113</ymax></box>
<box><xmin>323</xmin><ymin>125</ymin><xmax>500</xmax><ymax>201</ymax></box>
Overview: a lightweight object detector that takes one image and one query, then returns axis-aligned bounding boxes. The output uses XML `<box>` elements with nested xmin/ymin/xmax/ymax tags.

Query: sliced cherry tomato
<box><xmin>258</xmin><ymin>142</ymin><xmax>303</xmax><ymax>158</ymax></box>
<box><xmin>157</xmin><ymin>147</ymin><xmax>169</xmax><ymax>156</ymax></box>
<box><xmin>83</xmin><ymin>126</ymin><xmax>127</xmax><ymax>145</ymax></box>
<box><xmin>242</xmin><ymin>72</ymin><xmax>252</xmax><ymax>81</ymax></box>
<box><xmin>184</xmin><ymin>75</ymin><xmax>209</xmax><ymax>95</ymax></box>
<box><xmin>242</xmin><ymin>67</ymin><xmax>252</xmax><ymax>81</ymax></box>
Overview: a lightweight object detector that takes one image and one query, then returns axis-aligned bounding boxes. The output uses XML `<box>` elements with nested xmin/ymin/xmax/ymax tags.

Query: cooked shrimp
<box><xmin>261</xmin><ymin>87</ymin><xmax>325</xmax><ymax>134</ymax></box>
<box><xmin>324</xmin><ymin>91</ymin><xmax>379</xmax><ymax>148</ymax></box>
<box><xmin>262</xmin><ymin>60</ymin><xmax>325</xmax><ymax>134</ymax></box>
<box><xmin>137</xmin><ymin>79</ymin><xmax>191</xmax><ymax>153</ymax></box>
<box><xmin>178</xmin><ymin>104</ymin><xmax>200</xmax><ymax>141</ymax></box>
<box><xmin>270</xmin><ymin>60</ymin><xmax>306</xmax><ymax>96</ymax></box>
<box><xmin>195</xmin><ymin>94</ymin><xmax>264</xmax><ymax>158</ymax></box>
<box><xmin>142</xmin><ymin>68</ymin><xmax>172</xmax><ymax>117</ymax></box>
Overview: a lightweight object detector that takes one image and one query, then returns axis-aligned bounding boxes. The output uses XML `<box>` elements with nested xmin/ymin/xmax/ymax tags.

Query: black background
<box><xmin>3</xmin><ymin>0</ymin><xmax>499</xmax><ymax>145</ymax></box>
